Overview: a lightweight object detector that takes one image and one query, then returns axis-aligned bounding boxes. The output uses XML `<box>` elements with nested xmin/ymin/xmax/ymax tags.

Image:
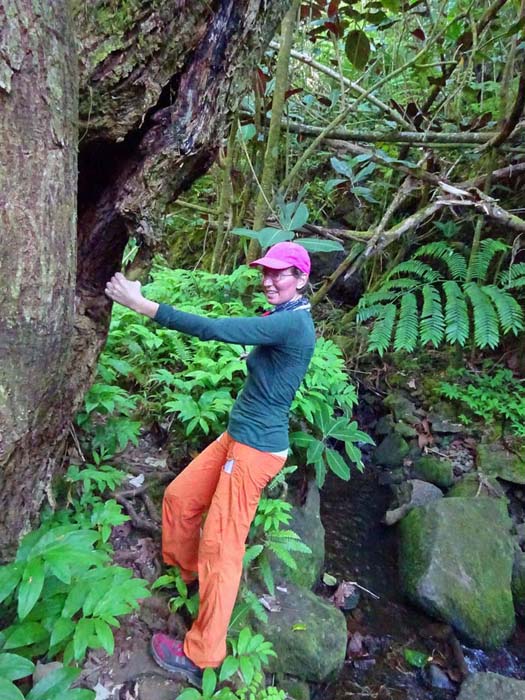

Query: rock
<box><xmin>277</xmin><ymin>677</ymin><xmax>310</xmax><ymax>700</ymax></box>
<box><xmin>399</xmin><ymin>498</ymin><xmax>515</xmax><ymax>649</ymax></box>
<box><xmin>457</xmin><ymin>672</ymin><xmax>525</xmax><ymax>699</ymax></box>
<box><xmin>136</xmin><ymin>673</ymin><xmax>183</xmax><ymax>700</ymax></box>
<box><xmin>427</xmin><ymin>413</ymin><xmax>464</xmax><ymax>434</ymax></box>
<box><xmin>447</xmin><ymin>473</ymin><xmax>506</xmax><ymax>499</ymax></box>
<box><xmin>427</xmin><ymin>663</ymin><xmax>456</xmax><ymax>691</ymax></box>
<box><xmin>385</xmin><ymin>479</ymin><xmax>443</xmax><ymax>526</ymax></box>
<box><xmin>252</xmin><ymin>583</ymin><xmax>347</xmax><ymax>682</ymax></box>
<box><xmin>512</xmin><ymin>549</ymin><xmax>525</xmax><ymax>617</ymax></box>
<box><xmin>277</xmin><ymin>481</ymin><xmax>325</xmax><ymax>590</ymax></box>
<box><xmin>33</xmin><ymin>661</ymin><xmax>63</xmax><ymax>685</ymax></box>
<box><xmin>412</xmin><ymin>455</ymin><xmax>453</xmax><ymax>489</ymax></box>
<box><xmin>477</xmin><ymin>444</ymin><xmax>525</xmax><ymax>485</ymax></box>
<box><xmin>393</xmin><ymin>422</ymin><xmax>418</xmax><ymax>438</ymax></box>
<box><xmin>374</xmin><ymin>434</ymin><xmax>410</xmax><ymax>468</ymax></box>
<box><xmin>515</xmin><ymin>523</ymin><xmax>525</xmax><ymax>545</ymax></box>
<box><xmin>383</xmin><ymin>392</ymin><xmax>421</xmax><ymax>424</ymax></box>
<box><xmin>375</xmin><ymin>414</ymin><xmax>395</xmax><ymax>435</ymax></box>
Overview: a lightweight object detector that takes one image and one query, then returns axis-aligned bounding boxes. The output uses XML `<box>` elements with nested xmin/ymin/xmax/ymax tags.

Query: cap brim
<box><xmin>248</xmin><ymin>256</ymin><xmax>291</xmax><ymax>270</ymax></box>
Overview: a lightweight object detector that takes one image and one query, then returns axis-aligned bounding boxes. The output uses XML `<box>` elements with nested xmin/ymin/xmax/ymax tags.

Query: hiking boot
<box><xmin>150</xmin><ymin>633</ymin><xmax>203</xmax><ymax>688</ymax></box>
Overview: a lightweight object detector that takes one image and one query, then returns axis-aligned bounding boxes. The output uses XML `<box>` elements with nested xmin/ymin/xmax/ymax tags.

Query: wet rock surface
<box><xmin>399</xmin><ymin>498</ymin><xmax>515</xmax><ymax>649</ymax></box>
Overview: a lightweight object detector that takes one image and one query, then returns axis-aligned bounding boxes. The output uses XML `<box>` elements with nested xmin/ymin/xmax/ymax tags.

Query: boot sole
<box><xmin>150</xmin><ymin>639</ymin><xmax>203</xmax><ymax>689</ymax></box>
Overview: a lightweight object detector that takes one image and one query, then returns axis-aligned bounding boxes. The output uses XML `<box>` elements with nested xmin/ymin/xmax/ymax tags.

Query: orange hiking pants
<box><xmin>161</xmin><ymin>432</ymin><xmax>286</xmax><ymax>668</ymax></box>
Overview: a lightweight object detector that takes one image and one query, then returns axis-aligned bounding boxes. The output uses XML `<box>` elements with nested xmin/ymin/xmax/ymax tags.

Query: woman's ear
<box><xmin>297</xmin><ymin>274</ymin><xmax>309</xmax><ymax>292</ymax></box>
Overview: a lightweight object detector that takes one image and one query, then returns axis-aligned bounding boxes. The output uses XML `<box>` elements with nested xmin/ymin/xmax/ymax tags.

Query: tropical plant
<box><xmin>357</xmin><ymin>239</ymin><xmax>525</xmax><ymax>355</ymax></box>
<box><xmin>152</xmin><ymin>567</ymin><xmax>200</xmax><ymax>618</ymax></box>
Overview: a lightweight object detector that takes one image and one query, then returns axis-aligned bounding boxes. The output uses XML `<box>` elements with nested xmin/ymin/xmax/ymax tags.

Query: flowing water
<box><xmin>318</xmin><ymin>460</ymin><xmax>525</xmax><ymax>700</ymax></box>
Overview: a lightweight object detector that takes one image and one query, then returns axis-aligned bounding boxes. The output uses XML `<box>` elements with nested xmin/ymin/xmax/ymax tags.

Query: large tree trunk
<box><xmin>0</xmin><ymin>0</ymin><xmax>291</xmax><ymax>556</ymax></box>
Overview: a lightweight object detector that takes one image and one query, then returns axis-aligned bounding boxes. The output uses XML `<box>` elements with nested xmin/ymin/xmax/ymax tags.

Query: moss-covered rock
<box><xmin>252</xmin><ymin>583</ymin><xmax>347</xmax><ymax>682</ymax></box>
<box><xmin>412</xmin><ymin>455</ymin><xmax>453</xmax><ymax>489</ymax></box>
<box><xmin>374</xmin><ymin>434</ymin><xmax>410</xmax><ymax>468</ymax></box>
<box><xmin>457</xmin><ymin>672</ymin><xmax>525</xmax><ymax>699</ymax></box>
<box><xmin>477</xmin><ymin>444</ymin><xmax>525</xmax><ymax>485</ymax></box>
<box><xmin>447</xmin><ymin>473</ymin><xmax>506</xmax><ymax>499</ymax></box>
<box><xmin>399</xmin><ymin>498</ymin><xmax>515</xmax><ymax>649</ymax></box>
<box><xmin>383</xmin><ymin>392</ymin><xmax>421</xmax><ymax>424</ymax></box>
<box><xmin>512</xmin><ymin>550</ymin><xmax>525</xmax><ymax>618</ymax></box>
<box><xmin>272</xmin><ymin>481</ymin><xmax>325</xmax><ymax>590</ymax></box>
<box><xmin>277</xmin><ymin>677</ymin><xmax>310</xmax><ymax>700</ymax></box>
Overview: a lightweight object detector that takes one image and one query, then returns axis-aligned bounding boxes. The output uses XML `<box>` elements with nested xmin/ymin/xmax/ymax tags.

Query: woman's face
<box><xmin>260</xmin><ymin>266</ymin><xmax>306</xmax><ymax>305</ymax></box>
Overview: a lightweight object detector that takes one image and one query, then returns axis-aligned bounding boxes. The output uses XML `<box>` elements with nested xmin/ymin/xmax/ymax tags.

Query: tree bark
<box><xmin>0</xmin><ymin>0</ymin><xmax>291</xmax><ymax>555</ymax></box>
<box><xmin>0</xmin><ymin>0</ymin><xmax>78</xmax><ymax>557</ymax></box>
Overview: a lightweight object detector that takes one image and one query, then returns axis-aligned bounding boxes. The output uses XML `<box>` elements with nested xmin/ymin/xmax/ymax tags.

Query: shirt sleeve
<box><xmin>153</xmin><ymin>303</ymin><xmax>293</xmax><ymax>345</ymax></box>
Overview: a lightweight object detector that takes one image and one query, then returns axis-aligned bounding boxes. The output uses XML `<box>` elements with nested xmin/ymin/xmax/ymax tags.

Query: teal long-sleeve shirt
<box><xmin>153</xmin><ymin>303</ymin><xmax>316</xmax><ymax>452</ymax></box>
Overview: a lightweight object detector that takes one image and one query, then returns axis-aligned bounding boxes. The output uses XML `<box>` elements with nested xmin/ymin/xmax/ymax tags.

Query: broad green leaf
<box><xmin>73</xmin><ymin>619</ymin><xmax>94</xmax><ymax>660</ymax></box>
<box><xmin>297</xmin><ymin>238</ymin><xmax>344</xmax><ymax>253</ymax></box>
<box><xmin>257</xmin><ymin>228</ymin><xmax>294</xmax><ymax>250</ymax></box>
<box><xmin>289</xmin><ymin>203</ymin><xmax>309</xmax><ymax>231</ymax></box>
<box><xmin>306</xmin><ymin>439</ymin><xmax>325</xmax><ymax>465</ymax></box>
<box><xmin>240</xmin><ymin>123</ymin><xmax>256</xmax><ymax>141</ymax></box>
<box><xmin>50</xmin><ymin>618</ymin><xmax>76</xmax><ymax>648</ymax></box>
<box><xmin>66</xmin><ymin>691</ymin><xmax>96</xmax><ymax>700</ymax></box>
<box><xmin>326</xmin><ymin>449</ymin><xmax>350</xmax><ymax>481</ymax></box>
<box><xmin>177</xmin><ymin>690</ymin><xmax>201</xmax><ymax>700</ymax></box>
<box><xmin>0</xmin><ymin>679</ymin><xmax>24</xmax><ymax>700</ymax></box>
<box><xmin>0</xmin><ymin>652</ymin><xmax>35</xmax><ymax>680</ymax></box>
<box><xmin>237</xmin><ymin>626</ymin><xmax>251</xmax><ymax>655</ymax></box>
<box><xmin>0</xmin><ymin>564</ymin><xmax>22</xmax><ymax>604</ymax></box>
<box><xmin>26</xmin><ymin>666</ymin><xmax>80</xmax><ymax>700</ymax></box>
<box><xmin>4</xmin><ymin>622</ymin><xmax>48</xmax><ymax>650</ymax></box>
<box><xmin>230</xmin><ymin>227</ymin><xmax>260</xmax><ymax>240</ymax></box>
<box><xmin>202</xmin><ymin>667</ymin><xmax>217</xmax><ymax>697</ymax></box>
<box><xmin>404</xmin><ymin>648</ymin><xmax>429</xmax><ymax>668</ymax></box>
<box><xmin>94</xmin><ymin>619</ymin><xmax>114</xmax><ymax>655</ymax></box>
<box><xmin>239</xmin><ymin>655</ymin><xmax>254</xmax><ymax>686</ymax></box>
<box><xmin>18</xmin><ymin>558</ymin><xmax>45</xmax><ymax>620</ymax></box>
<box><xmin>345</xmin><ymin>29</ymin><xmax>370</xmax><ymax>70</ymax></box>
<box><xmin>219</xmin><ymin>655</ymin><xmax>239</xmax><ymax>682</ymax></box>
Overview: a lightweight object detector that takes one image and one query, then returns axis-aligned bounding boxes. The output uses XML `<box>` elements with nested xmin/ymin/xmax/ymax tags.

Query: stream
<box><xmin>318</xmin><ymin>460</ymin><xmax>525</xmax><ymax>700</ymax></box>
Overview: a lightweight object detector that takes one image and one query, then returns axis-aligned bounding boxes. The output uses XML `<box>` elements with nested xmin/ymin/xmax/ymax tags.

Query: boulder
<box><xmin>399</xmin><ymin>498</ymin><xmax>515</xmax><ymax>648</ymax></box>
<box><xmin>477</xmin><ymin>444</ymin><xmax>525</xmax><ymax>485</ymax></box>
<box><xmin>412</xmin><ymin>455</ymin><xmax>453</xmax><ymax>489</ymax></box>
<box><xmin>512</xmin><ymin>549</ymin><xmax>525</xmax><ymax>617</ymax></box>
<box><xmin>447</xmin><ymin>473</ymin><xmax>506</xmax><ymax>499</ymax></box>
<box><xmin>384</xmin><ymin>479</ymin><xmax>443</xmax><ymax>526</ymax></box>
<box><xmin>457</xmin><ymin>672</ymin><xmax>525</xmax><ymax>700</ymax></box>
<box><xmin>374</xmin><ymin>434</ymin><xmax>410</xmax><ymax>468</ymax></box>
<box><xmin>383</xmin><ymin>392</ymin><xmax>421</xmax><ymax>424</ymax></box>
<box><xmin>278</xmin><ymin>481</ymin><xmax>325</xmax><ymax>590</ymax></box>
<box><xmin>252</xmin><ymin>583</ymin><xmax>347</xmax><ymax>682</ymax></box>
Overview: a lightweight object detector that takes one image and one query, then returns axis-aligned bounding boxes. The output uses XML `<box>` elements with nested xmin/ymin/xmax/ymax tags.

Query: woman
<box><xmin>105</xmin><ymin>241</ymin><xmax>316</xmax><ymax>686</ymax></box>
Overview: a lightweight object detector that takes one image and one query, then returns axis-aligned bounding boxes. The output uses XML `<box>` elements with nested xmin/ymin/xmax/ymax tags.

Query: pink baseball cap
<box><xmin>249</xmin><ymin>241</ymin><xmax>311</xmax><ymax>275</ymax></box>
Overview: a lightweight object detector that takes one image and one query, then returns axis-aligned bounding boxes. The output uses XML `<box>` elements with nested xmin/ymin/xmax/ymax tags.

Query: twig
<box><xmin>115</xmin><ymin>494</ymin><xmax>160</xmax><ymax>535</ymax></box>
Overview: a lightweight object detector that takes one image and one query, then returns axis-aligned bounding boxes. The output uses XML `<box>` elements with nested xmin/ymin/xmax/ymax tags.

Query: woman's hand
<box><xmin>105</xmin><ymin>273</ymin><xmax>159</xmax><ymax>322</ymax></box>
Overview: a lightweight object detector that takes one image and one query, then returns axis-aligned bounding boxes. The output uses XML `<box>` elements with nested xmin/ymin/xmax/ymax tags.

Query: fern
<box><xmin>464</xmin><ymin>283</ymin><xmax>500</xmax><ymax>349</ymax></box>
<box><xmin>482</xmin><ymin>285</ymin><xmax>524</xmax><ymax>335</ymax></box>
<box><xmin>498</xmin><ymin>262</ymin><xmax>525</xmax><ymax>289</ymax></box>
<box><xmin>469</xmin><ymin>239</ymin><xmax>509</xmax><ymax>282</ymax></box>
<box><xmin>368</xmin><ymin>304</ymin><xmax>396</xmax><ymax>356</ymax></box>
<box><xmin>443</xmin><ymin>281</ymin><xmax>469</xmax><ymax>346</ymax></box>
<box><xmin>420</xmin><ymin>284</ymin><xmax>445</xmax><ymax>347</ymax></box>
<box><xmin>394</xmin><ymin>292</ymin><xmax>418</xmax><ymax>351</ymax></box>
<box><xmin>386</xmin><ymin>260</ymin><xmax>440</xmax><ymax>283</ymax></box>
<box><xmin>414</xmin><ymin>242</ymin><xmax>467</xmax><ymax>280</ymax></box>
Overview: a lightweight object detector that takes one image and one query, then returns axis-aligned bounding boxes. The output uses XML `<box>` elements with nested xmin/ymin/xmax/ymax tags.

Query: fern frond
<box><xmin>357</xmin><ymin>290</ymin><xmax>398</xmax><ymax>309</ymax></box>
<box><xmin>420</xmin><ymin>284</ymin><xmax>445</xmax><ymax>347</ymax></box>
<box><xmin>368</xmin><ymin>303</ymin><xmax>396</xmax><ymax>356</ymax></box>
<box><xmin>443</xmin><ymin>281</ymin><xmax>469</xmax><ymax>346</ymax></box>
<box><xmin>469</xmin><ymin>239</ymin><xmax>509</xmax><ymax>282</ymax></box>
<box><xmin>380</xmin><ymin>278</ymin><xmax>423</xmax><ymax>291</ymax></box>
<box><xmin>268</xmin><ymin>542</ymin><xmax>297</xmax><ymax>570</ymax></box>
<box><xmin>481</xmin><ymin>285</ymin><xmax>524</xmax><ymax>335</ymax></box>
<box><xmin>464</xmin><ymin>283</ymin><xmax>499</xmax><ymax>349</ymax></box>
<box><xmin>357</xmin><ymin>303</ymin><xmax>390</xmax><ymax>322</ymax></box>
<box><xmin>498</xmin><ymin>262</ymin><xmax>525</xmax><ymax>289</ymax></box>
<box><xmin>259</xmin><ymin>554</ymin><xmax>275</xmax><ymax>596</ymax></box>
<box><xmin>414</xmin><ymin>242</ymin><xmax>467</xmax><ymax>281</ymax></box>
<box><xmin>386</xmin><ymin>260</ymin><xmax>440</xmax><ymax>283</ymax></box>
<box><xmin>393</xmin><ymin>292</ymin><xmax>418</xmax><ymax>351</ymax></box>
